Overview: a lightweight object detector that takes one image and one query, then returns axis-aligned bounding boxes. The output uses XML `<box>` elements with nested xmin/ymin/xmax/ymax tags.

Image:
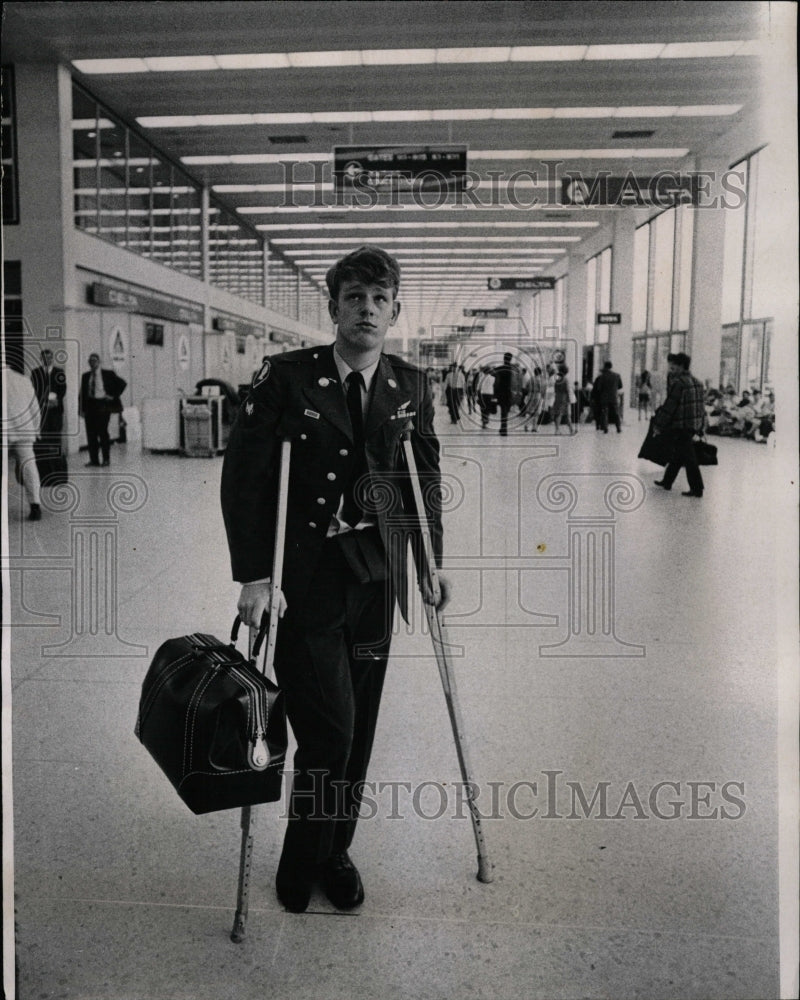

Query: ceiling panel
<box><xmin>2</xmin><ymin>0</ymin><xmax>771</xmax><ymax>339</ymax></box>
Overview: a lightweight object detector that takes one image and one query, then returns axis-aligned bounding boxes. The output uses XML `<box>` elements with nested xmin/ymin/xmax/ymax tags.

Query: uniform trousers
<box><xmin>274</xmin><ymin>532</ymin><xmax>394</xmax><ymax>869</ymax></box>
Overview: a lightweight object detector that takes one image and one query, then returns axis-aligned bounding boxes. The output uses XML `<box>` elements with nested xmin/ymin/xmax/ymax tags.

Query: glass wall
<box><xmin>629</xmin><ymin>204</ymin><xmax>693</xmax><ymax>404</ymax></box>
<box><xmin>719</xmin><ymin>146</ymin><xmax>775</xmax><ymax>393</ymax></box>
<box><xmin>72</xmin><ymin>80</ymin><xmax>265</xmax><ymax>305</ymax></box>
<box><xmin>2</xmin><ymin>66</ymin><xmax>20</xmax><ymax>225</ymax></box>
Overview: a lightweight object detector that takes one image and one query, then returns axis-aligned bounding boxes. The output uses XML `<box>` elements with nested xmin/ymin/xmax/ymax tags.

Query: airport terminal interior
<box><xmin>2</xmin><ymin>3</ymin><xmax>797</xmax><ymax>998</ymax></box>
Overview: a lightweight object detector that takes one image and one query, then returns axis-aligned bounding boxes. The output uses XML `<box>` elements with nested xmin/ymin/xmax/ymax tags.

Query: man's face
<box><xmin>668</xmin><ymin>362</ymin><xmax>681</xmax><ymax>377</ymax></box>
<box><xmin>89</xmin><ymin>355</ymin><xmax>100</xmax><ymax>370</ymax></box>
<box><xmin>329</xmin><ymin>279</ymin><xmax>400</xmax><ymax>354</ymax></box>
<box><xmin>42</xmin><ymin>351</ymin><xmax>54</xmax><ymax>366</ymax></box>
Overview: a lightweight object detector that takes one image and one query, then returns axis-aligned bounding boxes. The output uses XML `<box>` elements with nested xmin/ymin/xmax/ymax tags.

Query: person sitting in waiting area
<box><xmin>752</xmin><ymin>391</ymin><xmax>775</xmax><ymax>443</ymax></box>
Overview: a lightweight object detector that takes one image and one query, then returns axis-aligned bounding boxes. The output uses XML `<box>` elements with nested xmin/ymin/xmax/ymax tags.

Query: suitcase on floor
<box><xmin>135</xmin><ymin>617</ymin><xmax>287</xmax><ymax>814</ymax></box>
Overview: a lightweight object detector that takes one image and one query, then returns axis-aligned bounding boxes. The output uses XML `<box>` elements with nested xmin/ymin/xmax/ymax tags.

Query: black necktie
<box><xmin>342</xmin><ymin>371</ymin><xmax>366</xmax><ymax>527</ymax></box>
<box><xmin>90</xmin><ymin>372</ymin><xmax>97</xmax><ymax>397</ymax></box>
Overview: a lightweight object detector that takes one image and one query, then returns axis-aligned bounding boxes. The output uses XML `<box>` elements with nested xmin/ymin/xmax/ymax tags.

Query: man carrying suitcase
<box><xmin>221</xmin><ymin>246</ymin><xmax>450</xmax><ymax>913</ymax></box>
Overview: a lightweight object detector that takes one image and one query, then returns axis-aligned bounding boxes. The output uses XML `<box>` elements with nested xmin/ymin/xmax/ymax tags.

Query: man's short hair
<box><xmin>325</xmin><ymin>246</ymin><xmax>401</xmax><ymax>300</ymax></box>
<box><xmin>603</xmin><ymin>360</ymin><xmax>613</xmax><ymax>370</ymax></box>
<box><xmin>675</xmin><ymin>353</ymin><xmax>691</xmax><ymax>370</ymax></box>
<box><xmin>503</xmin><ymin>352</ymin><xmax>512</xmax><ymax>362</ymax></box>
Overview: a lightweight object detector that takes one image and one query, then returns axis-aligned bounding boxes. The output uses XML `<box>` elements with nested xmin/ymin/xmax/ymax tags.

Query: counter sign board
<box><xmin>334</xmin><ymin>145</ymin><xmax>468</xmax><ymax>193</ymax></box>
<box><xmin>464</xmin><ymin>308</ymin><xmax>508</xmax><ymax>318</ymax></box>
<box><xmin>488</xmin><ymin>277</ymin><xmax>555</xmax><ymax>291</ymax></box>
<box><xmin>597</xmin><ymin>312</ymin><xmax>621</xmax><ymax>325</ymax></box>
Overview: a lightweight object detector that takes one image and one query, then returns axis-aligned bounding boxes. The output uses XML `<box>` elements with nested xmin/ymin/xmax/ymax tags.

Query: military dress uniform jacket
<box><xmin>220</xmin><ymin>345</ymin><xmax>442</xmax><ymax>622</ymax></box>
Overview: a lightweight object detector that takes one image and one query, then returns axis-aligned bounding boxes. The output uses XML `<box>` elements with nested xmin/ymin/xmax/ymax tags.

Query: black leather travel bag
<box><xmin>135</xmin><ymin>616</ymin><xmax>286</xmax><ymax>814</ymax></box>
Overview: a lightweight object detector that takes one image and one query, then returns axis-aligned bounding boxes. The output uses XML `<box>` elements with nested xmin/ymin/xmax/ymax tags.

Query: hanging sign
<box><xmin>597</xmin><ymin>312</ymin><xmax>621</xmax><ymax>325</ymax></box>
<box><xmin>463</xmin><ymin>308</ymin><xmax>508</xmax><ymax>318</ymax></box>
<box><xmin>488</xmin><ymin>277</ymin><xmax>555</xmax><ymax>290</ymax></box>
<box><xmin>92</xmin><ymin>282</ymin><xmax>203</xmax><ymax>325</ymax></box>
<box><xmin>334</xmin><ymin>145</ymin><xmax>468</xmax><ymax>193</ymax></box>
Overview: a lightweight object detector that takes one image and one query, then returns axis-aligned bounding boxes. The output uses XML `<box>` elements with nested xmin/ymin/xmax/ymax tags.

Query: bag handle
<box><xmin>230</xmin><ymin>612</ymin><xmax>269</xmax><ymax>662</ymax></box>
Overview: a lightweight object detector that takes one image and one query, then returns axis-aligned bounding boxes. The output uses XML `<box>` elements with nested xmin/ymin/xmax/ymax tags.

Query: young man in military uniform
<box><xmin>221</xmin><ymin>246</ymin><xmax>450</xmax><ymax>913</ymax></box>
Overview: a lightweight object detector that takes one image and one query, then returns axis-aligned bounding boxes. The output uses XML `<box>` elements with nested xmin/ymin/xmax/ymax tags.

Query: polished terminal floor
<box><xmin>6</xmin><ymin>403</ymin><xmax>784</xmax><ymax>999</ymax></box>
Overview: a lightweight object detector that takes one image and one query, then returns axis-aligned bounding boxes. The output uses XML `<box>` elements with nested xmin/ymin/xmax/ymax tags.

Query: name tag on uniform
<box><xmin>304</xmin><ymin>409</ymin><xmax>320</xmax><ymax>419</ymax></box>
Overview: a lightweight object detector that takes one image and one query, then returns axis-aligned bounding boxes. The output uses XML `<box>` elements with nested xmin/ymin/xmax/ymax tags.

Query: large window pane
<box><xmin>97</xmin><ymin>115</ymin><xmax>127</xmax><ymax>245</ymax></box>
<box><xmin>72</xmin><ymin>84</ymin><xmax>98</xmax><ymax>234</ymax></box>
<box><xmin>721</xmin><ymin>162</ymin><xmax>747</xmax><ymax>324</ymax></box>
<box><xmin>126</xmin><ymin>132</ymin><xmax>152</xmax><ymax>256</ymax></box>
<box><xmin>750</xmin><ymin>146</ymin><xmax>777</xmax><ymax>320</ymax></box>
<box><xmin>676</xmin><ymin>206</ymin><xmax>694</xmax><ymax>330</ymax></box>
<box><xmin>651</xmin><ymin>209</ymin><xmax>675</xmax><ymax>332</ymax></box>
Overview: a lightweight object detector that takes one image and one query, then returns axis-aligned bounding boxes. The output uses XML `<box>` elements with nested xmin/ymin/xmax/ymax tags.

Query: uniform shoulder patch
<box><xmin>252</xmin><ymin>358</ymin><xmax>271</xmax><ymax>388</ymax></box>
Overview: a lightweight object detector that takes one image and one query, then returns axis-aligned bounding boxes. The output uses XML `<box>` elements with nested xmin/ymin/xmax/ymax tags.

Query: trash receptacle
<box><xmin>181</xmin><ymin>401</ymin><xmax>214</xmax><ymax>457</ymax></box>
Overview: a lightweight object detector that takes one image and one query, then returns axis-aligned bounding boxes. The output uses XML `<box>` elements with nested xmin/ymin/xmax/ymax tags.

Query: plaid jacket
<box><xmin>653</xmin><ymin>371</ymin><xmax>706</xmax><ymax>432</ymax></box>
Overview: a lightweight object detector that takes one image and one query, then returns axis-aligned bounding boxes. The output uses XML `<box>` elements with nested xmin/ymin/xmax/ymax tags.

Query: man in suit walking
<box><xmin>31</xmin><ymin>348</ymin><xmax>67</xmax><ymax>482</ymax></box>
<box><xmin>594</xmin><ymin>360</ymin><xmax>623</xmax><ymax>433</ymax></box>
<box><xmin>79</xmin><ymin>353</ymin><xmax>126</xmax><ymax>466</ymax></box>
<box><xmin>221</xmin><ymin>246</ymin><xmax>450</xmax><ymax>914</ymax></box>
<box><xmin>31</xmin><ymin>348</ymin><xmax>67</xmax><ymax>434</ymax></box>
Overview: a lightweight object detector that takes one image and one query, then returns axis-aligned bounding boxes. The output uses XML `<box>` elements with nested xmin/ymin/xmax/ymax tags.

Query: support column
<box><xmin>610</xmin><ymin>210</ymin><xmax>635</xmax><ymax>408</ymax></box>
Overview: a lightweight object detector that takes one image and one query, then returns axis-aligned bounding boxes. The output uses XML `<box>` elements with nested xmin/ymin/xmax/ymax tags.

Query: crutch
<box><xmin>231</xmin><ymin>437</ymin><xmax>292</xmax><ymax>943</ymax></box>
<box><xmin>400</xmin><ymin>431</ymin><xmax>494</xmax><ymax>884</ymax></box>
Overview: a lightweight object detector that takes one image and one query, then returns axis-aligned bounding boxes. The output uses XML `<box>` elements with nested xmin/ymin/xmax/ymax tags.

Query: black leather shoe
<box><xmin>654</xmin><ymin>480</ymin><xmax>671</xmax><ymax>490</ymax></box>
<box><xmin>320</xmin><ymin>852</ymin><xmax>364</xmax><ymax>909</ymax></box>
<box><xmin>28</xmin><ymin>504</ymin><xmax>42</xmax><ymax>521</ymax></box>
<box><xmin>276</xmin><ymin>857</ymin><xmax>313</xmax><ymax>913</ymax></box>
<box><xmin>681</xmin><ymin>490</ymin><xmax>703</xmax><ymax>498</ymax></box>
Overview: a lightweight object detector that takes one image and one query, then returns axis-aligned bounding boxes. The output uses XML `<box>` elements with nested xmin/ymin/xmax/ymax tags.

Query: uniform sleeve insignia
<box><xmin>252</xmin><ymin>358</ymin><xmax>271</xmax><ymax>387</ymax></box>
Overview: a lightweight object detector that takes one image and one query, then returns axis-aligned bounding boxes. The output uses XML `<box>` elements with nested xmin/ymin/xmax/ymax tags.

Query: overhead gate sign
<box><xmin>488</xmin><ymin>277</ymin><xmax>556</xmax><ymax>291</ymax></box>
<box><xmin>334</xmin><ymin>146</ymin><xmax>468</xmax><ymax>193</ymax></box>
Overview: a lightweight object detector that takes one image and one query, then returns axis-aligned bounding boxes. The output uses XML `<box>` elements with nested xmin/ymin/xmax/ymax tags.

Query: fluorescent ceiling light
<box><xmin>614</xmin><ymin>106</ymin><xmax>677</xmax><ymax>118</ymax></box>
<box><xmin>72</xmin><ymin>40</ymin><xmax>761</xmax><ymax>75</ymax></box>
<box><xmin>143</xmin><ymin>56</ymin><xmax>219</xmax><ymax>71</ymax></box>
<box><xmin>362</xmin><ymin>49</ymin><xmax>436</xmax><ymax>65</ymax></box>
<box><xmin>261</xmin><ymin>221</ymin><xmax>585</xmax><ymax>231</ymax></box>
<box><xmin>73</xmin><ymin>58</ymin><xmax>148</xmax><ymax>73</ymax></box>
<box><xmin>182</xmin><ymin>152</ymin><xmax>323</xmax><ymax>164</ymax></box>
<box><xmin>287</xmin><ymin>50</ymin><xmax>362</xmax><ymax>67</ymax></box>
<box><xmin>660</xmin><ymin>41</ymin><xmax>746</xmax><ymax>58</ymax></box>
<box><xmin>139</xmin><ymin>105</ymin><xmax>738</xmax><ymax>129</ymax></box>
<box><xmin>553</xmin><ymin>107</ymin><xmax>612</xmax><ymax>119</ymax></box>
<box><xmin>674</xmin><ymin>105</ymin><xmax>742</xmax><ymax>116</ymax></box>
<box><xmin>287</xmin><ymin>248</ymin><xmax>558</xmax><ymax>255</ymax></box>
<box><xmin>216</xmin><ymin>52</ymin><xmax>291</xmax><ymax>69</ymax></box>
<box><xmin>436</xmin><ymin>47</ymin><xmax>511</xmax><ymax>63</ymax></box>
<box><xmin>585</xmin><ymin>44</ymin><xmax>666</xmax><ymax>60</ymax></box>
<box><xmin>470</xmin><ymin>149</ymin><xmax>689</xmax><ymax>159</ymax></box>
<box><xmin>509</xmin><ymin>45</ymin><xmax>588</xmax><ymax>61</ymax></box>
<box><xmin>269</xmin><ymin>237</ymin><xmax>570</xmax><ymax>245</ymax></box>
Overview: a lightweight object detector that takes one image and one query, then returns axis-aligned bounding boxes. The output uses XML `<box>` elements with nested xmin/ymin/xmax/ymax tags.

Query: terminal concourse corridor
<box><xmin>6</xmin><ymin>408</ymin><xmax>782</xmax><ymax>999</ymax></box>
